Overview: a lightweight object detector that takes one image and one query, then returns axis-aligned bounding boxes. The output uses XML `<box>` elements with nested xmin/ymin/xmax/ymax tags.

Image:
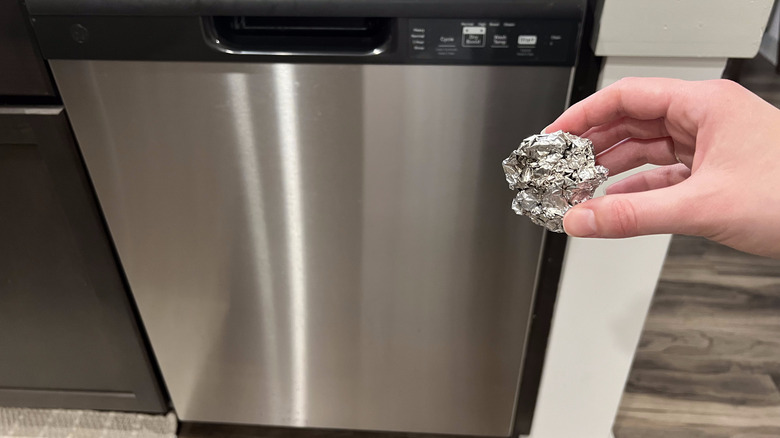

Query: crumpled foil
<box><xmin>502</xmin><ymin>131</ymin><xmax>608</xmax><ymax>233</ymax></box>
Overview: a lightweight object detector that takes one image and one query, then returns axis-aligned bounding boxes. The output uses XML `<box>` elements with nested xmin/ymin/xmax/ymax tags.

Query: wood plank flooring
<box><xmin>613</xmin><ymin>235</ymin><xmax>780</xmax><ymax>438</ymax></box>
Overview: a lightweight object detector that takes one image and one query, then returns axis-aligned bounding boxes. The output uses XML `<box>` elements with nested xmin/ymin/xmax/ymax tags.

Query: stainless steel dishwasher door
<box><xmin>51</xmin><ymin>61</ymin><xmax>570</xmax><ymax>436</ymax></box>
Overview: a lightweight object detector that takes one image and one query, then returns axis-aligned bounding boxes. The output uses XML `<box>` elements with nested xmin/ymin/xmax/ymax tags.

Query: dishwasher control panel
<box><xmin>407</xmin><ymin>19</ymin><xmax>578</xmax><ymax>65</ymax></box>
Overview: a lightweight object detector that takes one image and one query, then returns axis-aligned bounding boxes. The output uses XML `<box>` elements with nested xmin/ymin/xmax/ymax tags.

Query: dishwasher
<box><xmin>28</xmin><ymin>0</ymin><xmax>585</xmax><ymax>435</ymax></box>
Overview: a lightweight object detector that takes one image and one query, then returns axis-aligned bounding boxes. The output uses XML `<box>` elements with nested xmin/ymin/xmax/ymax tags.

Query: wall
<box><xmin>594</xmin><ymin>0</ymin><xmax>775</xmax><ymax>58</ymax></box>
<box><xmin>759</xmin><ymin>1</ymin><xmax>779</xmax><ymax>65</ymax></box>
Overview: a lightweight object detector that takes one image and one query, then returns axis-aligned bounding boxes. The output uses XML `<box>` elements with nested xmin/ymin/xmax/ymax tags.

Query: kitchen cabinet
<box><xmin>0</xmin><ymin>107</ymin><xmax>166</xmax><ymax>413</ymax></box>
<box><xmin>0</xmin><ymin>0</ymin><xmax>53</xmax><ymax>96</ymax></box>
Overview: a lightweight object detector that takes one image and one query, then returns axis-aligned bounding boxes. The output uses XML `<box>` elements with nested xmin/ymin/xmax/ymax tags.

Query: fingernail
<box><xmin>564</xmin><ymin>208</ymin><xmax>597</xmax><ymax>237</ymax></box>
<box><xmin>541</xmin><ymin>125</ymin><xmax>552</xmax><ymax>134</ymax></box>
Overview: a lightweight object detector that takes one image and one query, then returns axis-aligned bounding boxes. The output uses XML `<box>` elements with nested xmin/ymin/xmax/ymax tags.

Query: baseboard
<box><xmin>759</xmin><ymin>33</ymin><xmax>778</xmax><ymax>66</ymax></box>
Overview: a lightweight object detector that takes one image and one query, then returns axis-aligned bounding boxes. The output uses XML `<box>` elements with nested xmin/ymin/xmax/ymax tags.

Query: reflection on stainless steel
<box><xmin>51</xmin><ymin>60</ymin><xmax>572</xmax><ymax>436</ymax></box>
<box><xmin>224</xmin><ymin>72</ymin><xmax>280</xmax><ymax>419</ymax></box>
<box><xmin>272</xmin><ymin>64</ymin><xmax>309</xmax><ymax>423</ymax></box>
<box><xmin>503</xmin><ymin>131</ymin><xmax>608</xmax><ymax>232</ymax></box>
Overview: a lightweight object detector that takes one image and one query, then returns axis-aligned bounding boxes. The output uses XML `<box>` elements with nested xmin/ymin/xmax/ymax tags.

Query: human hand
<box><xmin>544</xmin><ymin>78</ymin><xmax>780</xmax><ymax>258</ymax></box>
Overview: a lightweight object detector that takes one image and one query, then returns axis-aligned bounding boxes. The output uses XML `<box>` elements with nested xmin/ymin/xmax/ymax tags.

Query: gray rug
<box><xmin>0</xmin><ymin>408</ymin><xmax>176</xmax><ymax>438</ymax></box>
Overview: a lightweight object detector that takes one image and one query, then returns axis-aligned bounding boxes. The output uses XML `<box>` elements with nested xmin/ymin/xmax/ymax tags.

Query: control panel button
<box><xmin>544</xmin><ymin>33</ymin><xmax>570</xmax><ymax>62</ymax></box>
<box><xmin>407</xmin><ymin>18</ymin><xmax>577</xmax><ymax>65</ymax></box>
<box><xmin>462</xmin><ymin>26</ymin><xmax>486</xmax><ymax>47</ymax></box>
<box><xmin>517</xmin><ymin>35</ymin><xmax>538</xmax><ymax>47</ymax></box>
<box><xmin>409</xmin><ymin>26</ymin><xmax>426</xmax><ymax>52</ymax></box>
<box><xmin>492</xmin><ymin>34</ymin><xmax>509</xmax><ymax>48</ymax></box>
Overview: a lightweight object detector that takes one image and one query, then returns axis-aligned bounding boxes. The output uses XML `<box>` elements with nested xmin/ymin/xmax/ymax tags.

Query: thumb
<box><xmin>562</xmin><ymin>185</ymin><xmax>696</xmax><ymax>238</ymax></box>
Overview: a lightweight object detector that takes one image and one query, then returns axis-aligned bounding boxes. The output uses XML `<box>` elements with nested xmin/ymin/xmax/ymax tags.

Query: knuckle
<box><xmin>711</xmin><ymin>79</ymin><xmax>744</xmax><ymax>95</ymax></box>
<box><xmin>607</xmin><ymin>198</ymin><xmax>639</xmax><ymax>236</ymax></box>
<box><xmin>688</xmin><ymin>184</ymin><xmax>731</xmax><ymax>236</ymax></box>
<box><xmin>611</xmin><ymin>77</ymin><xmax>637</xmax><ymax>92</ymax></box>
<box><xmin>668</xmin><ymin>164</ymin><xmax>691</xmax><ymax>183</ymax></box>
<box><xmin>639</xmin><ymin>143</ymin><xmax>652</xmax><ymax>163</ymax></box>
<box><xmin>617</xmin><ymin>123</ymin><xmax>632</xmax><ymax>142</ymax></box>
<box><xmin>661</xmin><ymin>165</ymin><xmax>678</xmax><ymax>181</ymax></box>
<box><xmin>695</xmin><ymin>203</ymin><xmax>733</xmax><ymax>243</ymax></box>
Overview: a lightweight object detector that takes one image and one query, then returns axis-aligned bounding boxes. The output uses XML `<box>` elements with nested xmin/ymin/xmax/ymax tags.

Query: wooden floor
<box><xmin>613</xmin><ymin>234</ymin><xmax>780</xmax><ymax>437</ymax></box>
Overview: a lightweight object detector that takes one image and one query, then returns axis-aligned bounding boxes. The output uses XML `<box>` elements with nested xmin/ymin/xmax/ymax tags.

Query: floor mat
<box><xmin>0</xmin><ymin>407</ymin><xmax>176</xmax><ymax>438</ymax></box>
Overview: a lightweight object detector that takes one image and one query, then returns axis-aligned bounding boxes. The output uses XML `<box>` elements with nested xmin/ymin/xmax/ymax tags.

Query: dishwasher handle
<box><xmin>205</xmin><ymin>16</ymin><xmax>393</xmax><ymax>56</ymax></box>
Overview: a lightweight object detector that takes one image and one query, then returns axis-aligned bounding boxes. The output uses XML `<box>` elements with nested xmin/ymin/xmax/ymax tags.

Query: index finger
<box><xmin>545</xmin><ymin>77</ymin><xmax>687</xmax><ymax>135</ymax></box>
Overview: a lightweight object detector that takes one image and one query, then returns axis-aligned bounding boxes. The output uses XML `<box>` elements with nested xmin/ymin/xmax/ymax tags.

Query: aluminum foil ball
<box><xmin>502</xmin><ymin>131</ymin><xmax>608</xmax><ymax>233</ymax></box>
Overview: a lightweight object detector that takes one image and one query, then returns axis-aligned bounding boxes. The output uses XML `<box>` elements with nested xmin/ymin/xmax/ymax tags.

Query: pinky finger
<box><xmin>606</xmin><ymin>163</ymin><xmax>692</xmax><ymax>195</ymax></box>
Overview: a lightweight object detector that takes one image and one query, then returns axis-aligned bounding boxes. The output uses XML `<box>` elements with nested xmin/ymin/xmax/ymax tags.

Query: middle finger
<box><xmin>583</xmin><ymin>117</ymin><xmax>669</xmax><ymax>154</ymax></box>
